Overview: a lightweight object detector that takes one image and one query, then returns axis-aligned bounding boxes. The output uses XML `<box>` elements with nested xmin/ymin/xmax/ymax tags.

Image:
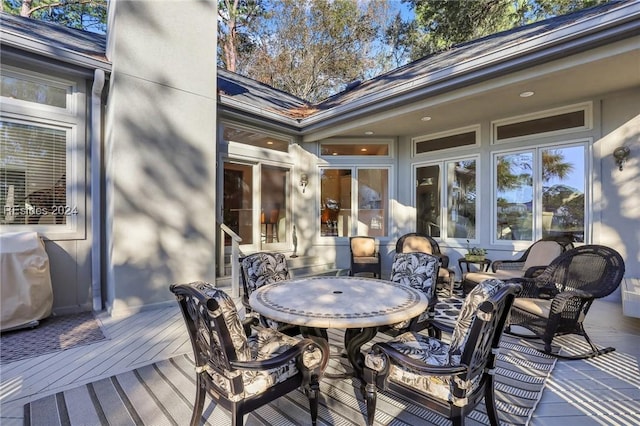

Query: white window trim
<box><xmin>491</xmin><ymin>102</ymin><xmax>593</xmax><ymax>145</ymax></box>
<box><xmin>412</xmin><ymin>154</ymin><xmax>481</xmax><ymax>243</ymax></box>
<box><xmin>1</xmin><ymin>65</ymin><xmax>76</xmax><ymax>115</ymax></box>
<box><xmin>490</xmin><ymin>138</ymin><xmax>591</xmax><ymax>248</ymax></box>
<box><xmin>317</xmin><ymin>165</ymin><xmax>394</xmax><ymax>241</ymax></box>
<box><xmin>412</xmin><ymin>124</ymin><xmax>481</xmax><ymax>158</ymax></box>
<box><xmin>0</xmin><ymin>114</ymin><xmax>85</xmax><ymax>239</ymax></box>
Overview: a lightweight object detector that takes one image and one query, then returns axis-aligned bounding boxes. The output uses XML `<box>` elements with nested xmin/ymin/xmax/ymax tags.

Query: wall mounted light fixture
<box><xmin>300</xmin><ymin>173</ymin><xmax>309</xmax><ymax>193</ymax></box>
<box><xmin>613</xmin><ymin>146</ymin><xmax>630</xmax><ymax>171</ymax></box>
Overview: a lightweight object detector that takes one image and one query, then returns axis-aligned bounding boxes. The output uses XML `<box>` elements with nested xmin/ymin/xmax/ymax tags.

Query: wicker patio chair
<box><xmin>462</xmin><ymin>237</ymin><xmax>573</xmax><ymax>295</ymax></box>
<box><xmin>170</xmin><ymin>282</ymin><xmax>329</xmax><ymax>426</ymax></box>
<box><xmin>349</xmin><ymin>236</ymin><xmax>382</xmax><ymax>278</ymax></box>
<box><xmin>381</xmin><ymin>252</ymin><xmax>440</xmax><ymax>337</ymax></box>
<box><xmin>396</xmin><ymin>232</ymin><xmax>456</xmax><ymax>295</ymax></box>
<box><xmin>240</xmin><ymin>252</ymin><xmax>299</xmax><ymax>335</ymax></box>
<box><xmin>506</xmin><ymin>244</ymin><xmax>625</xmax><ymax>359</ymax></box>
<box><xmin>363</xmin><ymin>279</ymin><xmax>521</xmax><ymax>426</ymax></box>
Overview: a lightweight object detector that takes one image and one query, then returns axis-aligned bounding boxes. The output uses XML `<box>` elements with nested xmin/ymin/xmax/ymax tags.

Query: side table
<box><xmin>458</xmin><ymin>257</ymin><xmax>492</xmax><ymax>296</ymax></box>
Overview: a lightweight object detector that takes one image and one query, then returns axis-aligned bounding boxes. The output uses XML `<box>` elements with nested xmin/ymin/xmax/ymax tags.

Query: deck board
<box><xmin>2</xmin><ymin>297</ymin><xmax>639</xmax><ymax>425</ymax></box>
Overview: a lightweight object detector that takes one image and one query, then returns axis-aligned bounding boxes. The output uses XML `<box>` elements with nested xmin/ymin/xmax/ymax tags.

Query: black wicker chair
<box><xmin>396</xmin><ymin>232</ymin><xmax>455</xmax><ymax>295</ymax></box>
<box><xmin>363</xmin><ymin>279</ymin><xmax>521</xmax><ymax>426</ymax></box>
<box><xmin>506</xmin><ymin>244</ymin><xmax>625</xmax><ymax>359</ymax></box>
<box><xmin>349</xmin><ymin>236</ymin><xmax>381</xmax><ymax>278</ymax></box>
<box><xmin>463</xmin><ymin>237</ymin><xmax>573</xmax><ymax>295</ymax></box>
<box><xmin>170</xmin><ymin>282</ymin><xmax>329</xmax><ymax>426</ymax></box>
<box><xmin>381</xmin><ymin>252</ymin><xmax>441</xmax><ymax>337</ymax></box>
<box><xmin>240</xmin><ymin>252</ymin><xmax>299</xmax><ymax>335</ymax></box>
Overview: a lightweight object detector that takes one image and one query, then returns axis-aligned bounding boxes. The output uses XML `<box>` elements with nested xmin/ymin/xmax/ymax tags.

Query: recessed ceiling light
<box><xmin>361</xmin><ymin>148</ymin><xmax>368</xmax><ymax>152</ymax></box>
<box><xmin>266</xmin><ymin>140</ymin><xmax>274</xmax><ymax>145</ymax></box>
<box><xmin>364</xmin><ymin>131</ymin><xmax>374</xmax><ymax>135</ymax></box>
<box><xmin>421</xmin><ymin>116</ymin><xmax>432</xmax><ymax>121</ymax></box>
<box><xmin>519</xmin><ymin>91</ymin><xmax>535</xmax><ymax>98</ymax></box>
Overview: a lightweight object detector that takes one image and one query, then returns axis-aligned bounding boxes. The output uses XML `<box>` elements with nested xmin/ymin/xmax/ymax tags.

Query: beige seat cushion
<box><xmin>512</xmin><ymin>298</ymin><xmax>551</xmax><ymax>318</ymax></box>
<box><xmin>401</xmin><ymin>236</ymin><xmax>433</xmax><ymax>254</ymax></box>
<box><xmin>352</xmin><ymin>238</ymin><xmax>376</xmax><ymax>257</ymax></box>
<box><xmin>464</xmin><ymin>269</ymin><xmax>523</xmax><ymax>284</ymax></box>
<box><xmin>523</xmin><ymin>241</ymin><xmax>563</xmax><ymax>270</ymax></box>
<box><xmin>356</xmin><ymin>256</ymin><xmax>380</xmax><ymax>264</ymax></box>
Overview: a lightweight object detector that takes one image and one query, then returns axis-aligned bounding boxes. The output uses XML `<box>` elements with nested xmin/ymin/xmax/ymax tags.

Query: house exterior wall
<box><xmin>598</xmin><ymin>87</ymin><xmax>640</xmax><ymax>280</ymax></box>
<box><xmin>301</xmin><ymin>87</ymin><xmax>639</xmax><ymax>290</ymax></box>
<box><xmin>105</xmin><ymin>0</ymin><xmax>217</xmax><ymax>316</ymax></box>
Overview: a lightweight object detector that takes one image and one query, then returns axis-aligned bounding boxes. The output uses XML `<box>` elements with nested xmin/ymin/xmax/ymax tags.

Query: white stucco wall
<box><xmin>597</xmin><ymin>88</ymin><xmax>640</xmax><ymax>280</ymax></box>
<box><xmin>105</xmin><ymin>0</ymin><xmax>217</xmax><ymax>315</ymax></box>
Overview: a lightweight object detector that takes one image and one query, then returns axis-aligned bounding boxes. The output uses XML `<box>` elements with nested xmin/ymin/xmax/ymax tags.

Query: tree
<box><xmin>217</xmin><ymin>0</ymin><xmax>267</xmax><ymax>72</ymax></box>
<box><xmin>2</xmin><ymin>0</ymin><xmax>107</xmax><ymax>33</ymax></box>
<box><xmin>237</xmin><ymin>0</ymin><xmax>390</xmax><ymax>103</ymax></box>
<box><xmin>398</xmin><ymin>0</ymin><xmax>609</xmax><ymax>60</ymax></box>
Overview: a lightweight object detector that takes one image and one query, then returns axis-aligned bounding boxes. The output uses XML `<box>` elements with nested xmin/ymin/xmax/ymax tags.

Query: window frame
<box><xmin>490</xmin><ymin>138</ymin><xmax>592</xmax><ymax>247</ymax></box>
<box><xmin>492</xmin><ymin>102</ymin><xmax>593</xmax><ymax>145</ymax></box>
<box><xmin>318</xmin><ymin>165</ymin><xmax>393</xmax><ymax>240</ymax></box>
<box><xmin>0</xmin><ymin>65</ymin><xmax>86</xmax><ymax>239</ymax></box>
<box><xmin>413</xmin><ymin>154</ymin><xmax>481</xmax><ymax>243</ymax></box>
<box><xmin>319</xmin><ymin>138</ymin><xmax>394</xmax><ymax>159</ymax></box>
<box><xmin>412</xmin><ymin>124</ymin><xmax>481</xmax><ymax>157</ymax></box>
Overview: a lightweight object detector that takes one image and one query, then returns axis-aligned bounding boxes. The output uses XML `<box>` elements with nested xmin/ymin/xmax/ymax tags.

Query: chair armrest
<box><xmin>492</xmin><ymin>260</ymin><xmax>524</xmax><ymax>272</ymax></box>
<box><xmin>523</xmin><ymin>265</ymin><xmax>547</xmax><ymax>278</ymax></box>
<box><xmin>372</xmin><ymin>342</ymin><xmax>468</xmax><ymax>375</ymax></box>
<box><xmin>438</xmin><ymin>254</ymin><xmax>450</xmax><ymax>268</ymax></box>
<box><xmin>549</xmin><ymin>290</ymin><xmax>594</xmax><ymax>315</ymax></box>
<box><xmin>505</xmin><ymin>277</ymin><xmax>549</xmax><ymax>298</ymax></box>
<box><xmin>428</xmin><ymin>319</ymin><xmax>455</xmax><ymax>335</ymax></box>
<box><xmin>230</xmin><ymin>338</ymin><xmax>328</xmax><ymax>371</ymax></box>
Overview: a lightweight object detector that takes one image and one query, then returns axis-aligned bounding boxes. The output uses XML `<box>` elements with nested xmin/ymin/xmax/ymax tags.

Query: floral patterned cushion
<box><xmin>204</xmin><ymin>326</ymin><xmax>323</xmax><ymax>402</ymax></box>
<box><xmin>241</xmin><ymin>253</ymin><xmax>293</xmax><ymax>331</ymax></box>
<box><xmin>388</xmin><ymin>252</ymin><xmax>439</xmax><ymax>329</ymax></box>
<box><xmin>197</xmin><ymin>282</ymin><xmax>251</xmax><ymax>360</ymax></box>
<box><xmin>364</xmin><ymin>332</ymin><xmax>477</xmax><ymax>405</ymax></box>
<box><xmin>449</xmin><ymin>278</ymin><xmax>504</xmax><ymax>364</ymax></box>
<box><xmin>241</xmin><ymin>252</ymin><xmax>290</xmax><ymax>294</ymax></box>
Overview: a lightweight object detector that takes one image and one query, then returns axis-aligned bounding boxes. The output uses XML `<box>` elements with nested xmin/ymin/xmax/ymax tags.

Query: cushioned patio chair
<box><xmin>240</xmin><ymin>252</ymin><xmax>299</xmax><ymax>335</ymax></box>
<box><xmin>170</xmin><ymin>282</ymin><xmax>329</xmax><ymax>426</ymax></box>
<box><xmin>363</xmin><ymin>279</ymin><xmax>521</xmax><ymax>426</ymax></box>
<box><xmin>381</xmin><ymin>252</ymin><xmax>440</xmax><ymax>337</ymax></box>
<box><xmin>349</xmin><ymin>236</ymin><xmax>381</xmax><ymax>278</ymax></box>
<box><xmin>462</xmin><ymin>237</ymin><xmax>573</xmax><ymax>295</ymax></box>
<box><xmin>396</xmin><ymin>232</ymin><xmax>456</xmax><ymax>295</ymax></box>
<box><xmin>506</xmin><ymin>244</ymin><xmax>625</xmax><ymax>359</ymax></box>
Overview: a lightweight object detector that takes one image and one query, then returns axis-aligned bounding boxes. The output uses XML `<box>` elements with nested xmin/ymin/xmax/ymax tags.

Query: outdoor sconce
<box><xmin>613</xmin><ymin>146</ymin><xmax>630</xmax><ymax>171</ymax></box>
<box><xmin>300</xmin><ymin>173</ymin><xmax>309</xmax><ymax>193</ymax></box>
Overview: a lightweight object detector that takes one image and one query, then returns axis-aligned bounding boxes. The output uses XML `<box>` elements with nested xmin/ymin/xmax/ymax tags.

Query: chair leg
<box><xmin>364</xmin><ymin>382</ymin><xmax>377</xmax><ymax>426</ymax></box>
<box><xmin>306</xmin><ymin>375</ymin><xmax>320</xmax><ymax>426</ymax></box>
<box><xmin>484</xmin><ymin>375</ymin><xmax>500</xmax><ymax>426</ymax></box>
<box><xmin>190</xmin><ymin>375</ymin><xmax>206</xmax><ymax>426</ymax></box>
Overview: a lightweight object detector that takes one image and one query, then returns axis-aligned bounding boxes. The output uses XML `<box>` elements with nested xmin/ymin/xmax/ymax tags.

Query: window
<box><xmin>416</xmin><ymin>157</ymin><xmax>478</xmax><ymax>240</ymax></box>
<box><xmin>320</xmin><ymin>139</ymin><xmax>392</xmax><ymax>158</ymax></box>
<box><xmin>494</xmin><ymin>142</ymin><xmax>587</xmax><ymax>243</ymax></box>
<box><xmin>0</xmin><ymin>66</ymin><xmax>84</xmax><ymax>236</ymax></box>
<box><xmin>413</xmin><ymin>125</ymin><xmax>479</xmax><ymax>155</ymax></box>
<box><xmin>493</xmin><ymin>103</ymin><xmax>591</xmax><ymax>143</ymax></box>
<box><xmin>320</xmin><ymin>167</ymin><xmax>389</xmax><ymax>237</ymax></box>
<box><xmin>224</xmin><ymin>124</ymin><xmax>289</xmax><ymax>152</ymax></box>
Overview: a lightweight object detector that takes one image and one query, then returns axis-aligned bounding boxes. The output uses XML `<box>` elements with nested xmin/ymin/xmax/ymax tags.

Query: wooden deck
<box><xmin>1</xmin><ymin>296</ymin><xmax>639</xmax><ymax>425</ymax></box>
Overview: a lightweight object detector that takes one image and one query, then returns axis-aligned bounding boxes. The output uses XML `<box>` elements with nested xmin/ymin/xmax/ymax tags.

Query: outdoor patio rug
<box><xmin>24</xmin><ymin>329</ymin><xmax>557</xmax><ymax>425</ymax></box>
<box><xmin>0</xmin><ymin>312</ymin><xmax>106</xmax><ymax>364</ymax></box>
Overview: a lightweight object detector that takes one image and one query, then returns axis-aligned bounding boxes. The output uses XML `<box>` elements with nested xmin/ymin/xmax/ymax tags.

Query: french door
<box><xmin>222</xmin><ymin>161</ymin><xmax>290</xmax><ymax>251</ymax></box>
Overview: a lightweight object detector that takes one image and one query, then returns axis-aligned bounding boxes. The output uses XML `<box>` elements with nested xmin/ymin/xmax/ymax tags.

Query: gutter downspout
<box><xmin>91</xmin><ymin>69</ymin><xmax>105</xmax><ymax>312</ymax></box>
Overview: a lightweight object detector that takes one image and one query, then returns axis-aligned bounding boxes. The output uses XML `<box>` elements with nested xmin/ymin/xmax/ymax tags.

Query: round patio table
<box><xmin>249</xmin><ymin>275</ymin><xmax>429</xmax><ymax>379</ymax></box>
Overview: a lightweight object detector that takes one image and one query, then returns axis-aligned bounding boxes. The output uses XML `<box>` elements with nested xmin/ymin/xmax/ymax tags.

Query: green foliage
<box><xmin>400</xmin><ymin>0</ymin><xmax>609</xmax><ymax>59</ymax></box>
<box><xmin>3</xmin><ymin>0</ymin><xmax>107</xmax><ymax>33</ymax></box>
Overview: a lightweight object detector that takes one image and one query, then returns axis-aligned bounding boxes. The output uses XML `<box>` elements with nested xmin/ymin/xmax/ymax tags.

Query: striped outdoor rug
<box><xmin>24</xmin><ymin>329</ymin><xmax>556</xmax><ymax>426</ymax></box>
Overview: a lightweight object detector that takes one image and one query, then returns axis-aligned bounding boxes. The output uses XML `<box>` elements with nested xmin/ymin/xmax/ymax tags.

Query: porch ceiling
<box><xmin>303</xmin><ymin>39</ymin><xmax>639</xmax><ymax>141</ymax></box>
